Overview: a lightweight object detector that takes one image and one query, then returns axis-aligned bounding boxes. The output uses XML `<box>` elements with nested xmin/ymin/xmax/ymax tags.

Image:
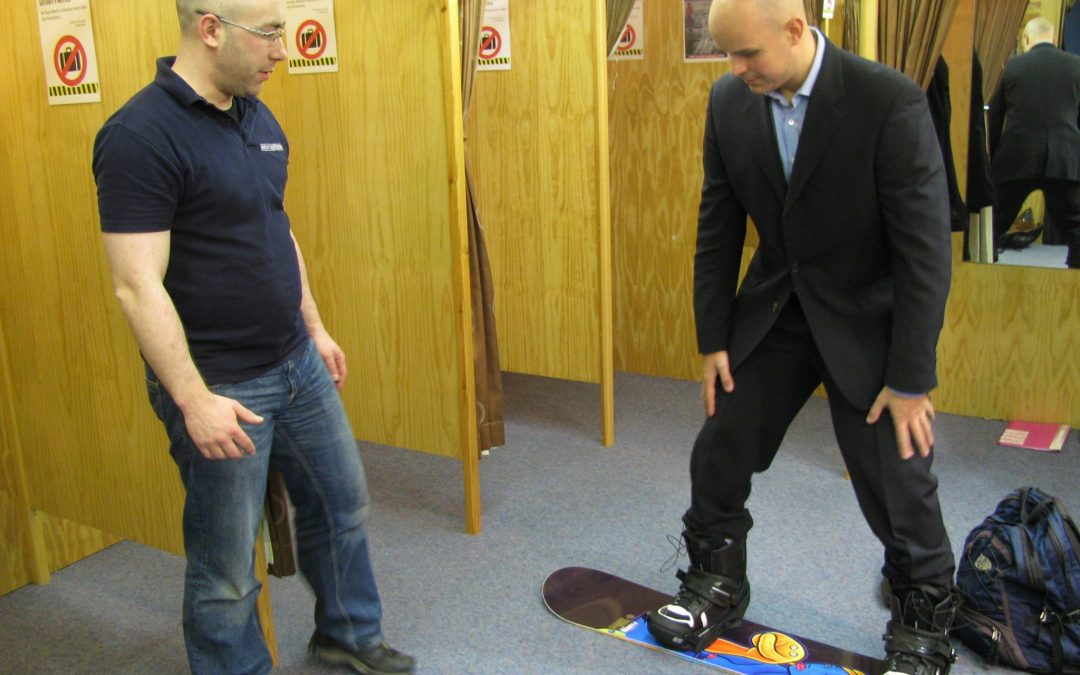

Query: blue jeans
<box><xmin>148</xmin><ymin>339</ymin><xmax>383</xmax><ymax>674</ymax></box>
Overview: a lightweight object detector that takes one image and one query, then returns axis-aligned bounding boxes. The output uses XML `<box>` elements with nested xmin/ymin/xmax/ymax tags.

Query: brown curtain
<box><xmin>843</xmin><ymin>0</ymin><xmax>861</xmax><ymax>52</ymax></box>
<box><xmin>803</xmin><ymin>0</ymin><xmax>823</xmax><ymax>26</ymax></box>
<box><xmin>606</xmin><ymin>0</ymin><xmax>637</xmax><ymax>54</ymax></box>
<box><xmin>974</xmin><ymin>0</ymin><xmax>1028</xmax><ymax>102</ymax></box>
<box><xmin>461</xmin><ymin>0</ymin><xmax>505</xmax><ymax>453</ymax></box>
<box><xmin>878</xmin><ymin>0</ymin><xmax>959</xmax><ymax>90</ymax></box>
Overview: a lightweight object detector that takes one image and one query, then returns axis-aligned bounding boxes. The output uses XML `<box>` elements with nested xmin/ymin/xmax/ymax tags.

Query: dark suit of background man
<box><xmin>643</xmin><ymin>2</ymin><xmax>958</xmax><ymax>673</ymax></box>
<box><xmin>989</xmin><ymin>17</ymin><xmax>1080</xmax><ymax>268</ymax></box>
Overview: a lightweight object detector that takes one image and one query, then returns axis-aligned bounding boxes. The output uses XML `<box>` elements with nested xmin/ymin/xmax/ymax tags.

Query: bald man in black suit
<box><xmin>644</xmin><ymin>1</ymin><xmax>958</xmax><ymax>673</ymax></box>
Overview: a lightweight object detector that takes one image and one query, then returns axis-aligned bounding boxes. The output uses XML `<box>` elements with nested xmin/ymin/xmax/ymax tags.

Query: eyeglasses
<box><xmin>195</xmin><ymin>10</ymin><xmax>286</xmax><ymax>42</ymax></box>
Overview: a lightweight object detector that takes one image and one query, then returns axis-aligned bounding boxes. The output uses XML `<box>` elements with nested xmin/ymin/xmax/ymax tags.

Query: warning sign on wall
<box><xmin>609</xmin><ymin>0</ymin><xmax>644</xmax><ymax>61</ymax></box>
<box><xmin>477</xmin><ymin>0</ymin><xmax>512</xmax><ymax>72</ymax></box>
<box><xmin>286</xmin><ymin>0</ymin><xmax>339</xmax><ymax>74</ymax></box>
<box><xmin>37</xmin><ymin>0</ymin><xmax>101</xmax><ymax>105</ymax></box>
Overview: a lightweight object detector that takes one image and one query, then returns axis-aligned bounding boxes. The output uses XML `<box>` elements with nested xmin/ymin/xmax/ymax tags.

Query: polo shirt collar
<box><xmin>153</xmin><ymin>56</ymin><xmax>252</xmax><ymax>114</ymax></box>
<box><xmin>154</xmin><ymin>56</ymin><xmax>204</xmax><ymax>108</ymax></box>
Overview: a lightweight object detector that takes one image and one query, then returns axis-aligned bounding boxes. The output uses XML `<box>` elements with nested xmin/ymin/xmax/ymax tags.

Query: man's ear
<box><xmin>198</xmin><ymin>13</ymin><xmax>225</xmax><ymax>48</ymax></box>
<box><xmin>784</xmin><ymin>17</ymin><xmax>806</xmax><ymax>45</ymax></box>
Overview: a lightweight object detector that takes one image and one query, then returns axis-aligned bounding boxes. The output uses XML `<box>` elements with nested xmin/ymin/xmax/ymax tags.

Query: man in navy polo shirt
<box><xmin>93</xmin><ymin>1</ymin><xmax>414</xmax><ymax>673</ymax></box>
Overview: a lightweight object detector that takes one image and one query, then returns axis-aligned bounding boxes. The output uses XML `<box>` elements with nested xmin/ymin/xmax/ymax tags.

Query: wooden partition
<box><xmin>608</xmin><ymin>0</ymin><xmax>730</xmax><ymax>381</ymax></box>
<box><xmin>0</xmin><ymin>2</ymin><xmax>181</xmax><ymax>560</ymax></box>
<box><xmin>258</xmin><ymin>4</ymin><xmax>475</xmax><ymax>464</ymax></box>
<box><xmin>0</xmin><ymin>315</ymin><xmax>36</xmax><ymax>594</ymax></box>
<box><xmin>467</xmin><ymin>0</ymin><xmax>615</xmax><ymax>443</ymax></box>
<box><xmin>0</xmin><ymin>0</ymin><xmax>477</xmax><ymax>605</ymax></box>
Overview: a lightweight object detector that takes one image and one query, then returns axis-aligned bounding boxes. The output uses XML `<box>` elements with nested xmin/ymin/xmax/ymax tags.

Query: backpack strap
<box><xmin>1042</xmin><ymin>608</ymin><xmax>1080</xmax><ymax>674</ymax></box>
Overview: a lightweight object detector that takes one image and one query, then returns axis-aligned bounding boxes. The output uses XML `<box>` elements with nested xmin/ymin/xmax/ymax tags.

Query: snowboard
<box><xmin>542</xmin><ymin>566</ymin><xmax>885</xmax><ymax>674</ymax></box>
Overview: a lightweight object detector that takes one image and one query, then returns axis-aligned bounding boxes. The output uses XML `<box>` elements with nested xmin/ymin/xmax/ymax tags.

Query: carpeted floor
<box><xmin>1</xmin><ymin>371</ymin><xmax>1075</xmax><ymax>674</ymax></box>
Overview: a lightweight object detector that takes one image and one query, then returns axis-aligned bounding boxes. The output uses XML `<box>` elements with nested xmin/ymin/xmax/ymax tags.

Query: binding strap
<box><xmin>883</xmin><ymin>619</ymin><xmax>957</xmax><ymax>670</ymax></box>
<box><xmin>676</xmin><ymin>567</ymin><xmax>742</xmax><ymax>609</ymax></box>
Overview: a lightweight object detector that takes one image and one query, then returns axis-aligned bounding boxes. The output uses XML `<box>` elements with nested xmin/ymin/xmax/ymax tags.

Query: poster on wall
<box><xmin>477</xmin><ymin>0</ymin><xmax>512</xmax><ymax>71</ymax></box>
<box><xmin>37</xmin><ymin>0</ymin><xmax>101</xmax><ymax>105</ymax></box>
<box><xmin>683</xmin><ymin>0</ymin><xmax>727</xmax><ymax>62</ymax></box>
<box><xmin>609</xmin><ymin>0</ymin><xmax>645</xmax><ymax>61</ymax></box>
<box><xmin>286</xmin><ymin>0</ymin><xmax>339</xmax><ymax>74</ymax></box>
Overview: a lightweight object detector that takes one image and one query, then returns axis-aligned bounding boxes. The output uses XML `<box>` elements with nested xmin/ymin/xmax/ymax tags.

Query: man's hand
<box><xmin>311</xmin><ymin>330</ymin><xmax>347</xmax><ymax>390</ymax></box>
<box><xmin>180</xmin><ymin>392</ymin><xmax>263</xmax><ymax>460</ymax></box>
<box><xmin>867</xmin><ymin>387</ymin><xmax>935</xmax><ymax>460</ymax></box>
<box><xmin>701</xmin><ymin>351</ymin><xmax>734</xmax><ymax>416</ymax></box>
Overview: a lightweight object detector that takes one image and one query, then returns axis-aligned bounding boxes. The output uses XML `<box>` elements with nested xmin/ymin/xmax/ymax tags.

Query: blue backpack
<box><xmin>954</xmin><ymin>487</ymin><xmax>1080</xmax><ymax>673</ymax></box>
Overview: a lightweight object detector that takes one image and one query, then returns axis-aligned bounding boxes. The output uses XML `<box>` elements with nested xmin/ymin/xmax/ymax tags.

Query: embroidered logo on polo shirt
<box><xmin>260</xmin><ymin>143</ymin><xmax>284</xmax><ymax>152</ymax></box>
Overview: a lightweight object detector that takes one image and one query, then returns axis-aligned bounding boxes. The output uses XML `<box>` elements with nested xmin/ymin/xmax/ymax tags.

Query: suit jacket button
<box><xmin>772</xmin><ymin>301</ymin><xmax>780</xmax><ymax>312</ymax></box>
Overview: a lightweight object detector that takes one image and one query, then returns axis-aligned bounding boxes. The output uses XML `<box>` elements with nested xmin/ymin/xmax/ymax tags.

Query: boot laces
<box><xmin>660</xmin><ymin>533</ymin><xmax>686</xmax><ymax>573</ymax></box>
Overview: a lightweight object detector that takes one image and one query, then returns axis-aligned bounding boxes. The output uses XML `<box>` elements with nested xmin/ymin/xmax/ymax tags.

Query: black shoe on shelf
<box><xmin>308</xmin><ymin>633</ymin><xmax>416</xmax><ymax>674</ymax></box>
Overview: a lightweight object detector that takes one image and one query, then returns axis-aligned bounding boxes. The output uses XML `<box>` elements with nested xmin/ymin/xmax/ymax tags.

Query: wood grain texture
<box><xmin>608</xmin><ymin>0</ymin><xmax>736</xmax><ymax>380</ymax></box>
<box><xmin>466</xmin><ymin>0</ymin><xmax>604</xmax><ymax>383</ymax></box>
<box><xmin>36</xmin><ymin>511</ymin><xmax>121</xmax><ymax>575</ymax></box>
<box><xmin>261</xmin><ymin>3</ymin><xmax>465</xmax><ymax>457</ymax></box>
<box><xmin>593</xmin><ymin>0</ymin><xmax>616</xmax><ymax>446</ymax></box>
<box><xmin>436</xmin><ymin>0</ymin><xmax>482</xmax><ymax>532</ymax></box>
<box><xmin>938</xmin><ymin>249</ymin><xmax>1080</xmax><ymax>427</ymax></box>
<box><xmin>0</xmin><ymin>1</ymin><xmax>185</xmax><ymax>556</ymax></box>
<box><xmin>0</xmin><ymin>315</ymin><xmax>34</xmax><ymax>595</ymax></box>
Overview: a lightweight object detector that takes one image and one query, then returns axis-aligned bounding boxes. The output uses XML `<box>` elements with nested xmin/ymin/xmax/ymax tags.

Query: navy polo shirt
<box><xmin>93</xmin><ymin>57</ymin><xmax>306</xmax><ymax>384</ymax></box>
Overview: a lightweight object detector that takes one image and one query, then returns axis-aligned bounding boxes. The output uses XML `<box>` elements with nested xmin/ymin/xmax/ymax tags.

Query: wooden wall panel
<box><xmin>937</xmin><ymin>254</ymin><xmax>1080</xmax><ymax>427</ymax></box>
<box><xmin>467</xmin><ymin>0</ymin><xmax>604</xmax><ymax>382</ymax></box>
<box><xmin>608</xmin><ymin>1</ymin><xmax>734</xmax><ymax>380</ymax></box>
<box><xmin>0</xmin><ymin>2</ymin><xmax>185</xmax><ymax>555</ymax></box>
<box><xmin>37</xmin><ymin>511</ymin><xmax>122</xmax><ymax>575</ymax></box>
<box><xmin>0</xmin><ymin>315</ymin><xmax>33</xmax><ymax>595</ymax></box>
<box><xmin>260</xmin><ymin>2</ymin><xmax>465</xmax><ymax>456</ymax></box>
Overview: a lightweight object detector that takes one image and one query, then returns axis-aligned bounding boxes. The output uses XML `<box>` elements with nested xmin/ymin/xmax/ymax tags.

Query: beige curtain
<box><xmin>843</xmin><ymin>0</ymin><xmax>861</xmax><ymax>51</ymax></box>
<box><xmin>974</xmin><ymin>0</ymin><xmax>1028</xmax><ymax>102</ymax></box>
<box><xmin>606</xmin><ymin>0</ymin><xmax>637</xmax><ymax>54</ymax></box>
<box><xmin>461</xmin><ymin>0</ymin><xmax>505</xmax><ymax>452</ymax></box>
<box><xmin>803</xmin><ymin>0</ymin><xmax>823</xmax><ymax>25</ymax></box>
<box><xmin>878</xmin><ymin>0</ymin><xmax>960</xmax><ymax>90</ymax></box>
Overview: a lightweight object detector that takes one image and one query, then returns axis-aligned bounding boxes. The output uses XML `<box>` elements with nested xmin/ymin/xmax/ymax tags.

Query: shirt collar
<box><xmin>154</xmin><ymin>56</ymin><xmax>251</xmax><ymax>113</ymax></box>
<box><xmin>154</xmin><ymin>56</ymin><xmax>203</xmax><ymax>108</ymax></box>
<box><xmin>767</xmin><ymin>26</ymin><xmax>826</xmax><ymax>105</ymax></box>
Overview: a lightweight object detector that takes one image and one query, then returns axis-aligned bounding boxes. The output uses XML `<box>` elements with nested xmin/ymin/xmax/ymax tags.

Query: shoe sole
<box><xmin>310</xmin><ymin>644</ymin><xmax>414</xmax><ymax>675</ymax></box>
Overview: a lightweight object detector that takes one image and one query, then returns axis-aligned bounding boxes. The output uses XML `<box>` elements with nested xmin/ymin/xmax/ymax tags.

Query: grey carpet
<box><xmin>1</xmin><ymin>371</ymin><xmax>1076</xmax><ymax>674</ymax></box>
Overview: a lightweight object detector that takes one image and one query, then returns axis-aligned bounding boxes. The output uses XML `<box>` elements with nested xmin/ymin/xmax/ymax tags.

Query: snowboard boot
<box><xmin>646</xmin><ymin>533</ymin><xmax>750</xmax><ymax>651</ymax></box>
<box><xmin>882</xmin><ymin>583</ymin><xmax>958</xmax><ymax>675</ymax></box>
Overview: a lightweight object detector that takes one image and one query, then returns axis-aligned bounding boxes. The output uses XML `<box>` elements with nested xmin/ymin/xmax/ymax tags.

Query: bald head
<box><xmin>708</xmin><ymin>0</ymin><xmax>807</xmax><ymax>38</ymax></box>
<box><xmin>1022</xmin><ymin>17</ymin><xmax>1056</xmax><ymax>51</ymax></box>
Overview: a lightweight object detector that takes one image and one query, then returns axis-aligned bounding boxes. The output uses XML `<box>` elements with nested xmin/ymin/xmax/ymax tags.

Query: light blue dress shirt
<box><xmin>766</xmin><ymin>27</ymin><xmax>826</xmax><ymax>182</ymax></box>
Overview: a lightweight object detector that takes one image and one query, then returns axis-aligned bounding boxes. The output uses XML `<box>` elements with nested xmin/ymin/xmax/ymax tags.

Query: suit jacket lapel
<box><xmin>743</xmin><ymin>93</ymin><xmax>786</xmax><ymax>203</ymax></box>
<box><xmin>786</xmin><ymin>38</ymin><xmax>846</xmax><ymax>208</ymax></box>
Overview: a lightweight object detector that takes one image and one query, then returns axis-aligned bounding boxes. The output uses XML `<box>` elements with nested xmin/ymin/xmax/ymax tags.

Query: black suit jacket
<box><xmin>988</xmin><ymin>43</ymin><xmax>1080</xmax><ymax>183</ymax></box>
<box><xmin>694</xmin><ymin>37</ymin><xmax>952</xmax><ymax>409</ymax></box>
